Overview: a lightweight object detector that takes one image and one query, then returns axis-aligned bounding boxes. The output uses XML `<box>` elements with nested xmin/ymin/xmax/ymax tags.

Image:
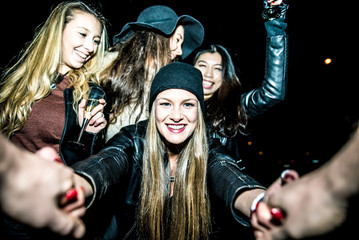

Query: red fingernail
<box><xmin>270</xmin><ymin>208</ymin><xmax>284</xmax><ymax>223</ymax></box>
<box><xmin>65</xmin><ymin>189</ymin><xmax>78</xmax><ymax>202</ymax></box>
<box><xmin>54</xmin><ymin>157</ymin><xmax>63</xmax><ymax>164</ymax></box>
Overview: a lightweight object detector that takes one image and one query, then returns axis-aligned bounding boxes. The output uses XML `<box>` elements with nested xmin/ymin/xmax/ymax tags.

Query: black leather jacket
<box><xmin>72</xmin><ymin>120</ymin><xmax>264</xmax><ymax>238</ymax></box>
<box><xmin>212</xmin><ymin>18</ymin><xmax>288</xmax><ymax>162</ymax></box>
<box><xmin>60</xmin><ymin>82</ymin><xmax>110</xmax><ymax>166</ymax></box>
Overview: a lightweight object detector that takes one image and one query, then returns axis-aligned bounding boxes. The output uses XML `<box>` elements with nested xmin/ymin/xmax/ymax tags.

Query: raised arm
<box><xmin>241</xmin><ymin>0</ymin><xmax>289</xmax><ymax>118</ymax></box>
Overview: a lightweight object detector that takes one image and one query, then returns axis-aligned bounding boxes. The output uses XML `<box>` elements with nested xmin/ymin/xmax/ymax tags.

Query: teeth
<box><xmin>76</xmin><ymin>51</ymin><xmax>88</xmax><ymax>59</ymax></box>
<box><xmin>168</xmin><ymin>124</ymin><xmax>184</xmax><ymax>129</ymax></box>
<box><xmin>203</xmin><ymin>81</ymin><xmax>213</xmax><ymax>87</ymax></box>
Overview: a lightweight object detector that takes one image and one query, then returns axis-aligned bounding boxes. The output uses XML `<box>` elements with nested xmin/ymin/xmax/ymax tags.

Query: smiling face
<box><xmin>155</xmin><ymin>89</ymin><xmax>198</xmax><ymax>146</ymax></box>
<box><xmin>169</xmin><ymin>25</ymin><xmax>184</xmax><ymax>60</ymax></box>
<box><xmin>194</xmin><ymin>52</ymin><xmax>223</xmax><ymax>100</ymax></box>
<box><xmin>60</xmin><ymin>10</ymin><xmax>102</xmax><ymax>74</ymax></box>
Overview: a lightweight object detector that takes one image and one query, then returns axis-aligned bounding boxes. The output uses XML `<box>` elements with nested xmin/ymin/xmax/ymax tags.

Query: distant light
<box><xmin>324</xmin><ymin>58</ymin><xmax>332</xmax><ymax>65</ymax></box>
<box><xmin>312</xmin><ymin>159</ymin><xmax>320</xmax><ymax>164</ymax></box>
<box><xmin>248</xmin><ymin>141</ymin><xmax>253</xmax><ymax>146</ymax></box>
<box><xmin>258</xmin><ymin>151</ymin><xmax>263</xmax><ymax>156</ymax></box>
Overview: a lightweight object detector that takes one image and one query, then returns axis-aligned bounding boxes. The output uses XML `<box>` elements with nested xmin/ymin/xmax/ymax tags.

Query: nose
<box><xmin>204</xmin><ymin>67</ymin><xmax>213</xmax><ymax>78</ymax></box>
<box><xmin>170</xmin><ymin>106</ymin><xmax>183</xmax><ymax>122</ymax></box>
<box><xmin>175</xmin><ymin>45</ymin><xmax>183</xmax><ymax>57</ymax></box>
<box><xmin>84</xmin><ymin>38</ymin><xmax>95</xmax><ymax>54</ymax></box>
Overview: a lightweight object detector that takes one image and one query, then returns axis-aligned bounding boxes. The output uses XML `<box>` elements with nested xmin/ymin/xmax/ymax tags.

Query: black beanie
<box><xmin>149</xmin><ymin>62</ymin><xmax>204</xmax><ymax>114</ymax></box>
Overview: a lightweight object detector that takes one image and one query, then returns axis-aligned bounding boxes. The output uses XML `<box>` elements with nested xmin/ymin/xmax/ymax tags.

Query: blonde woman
<box><xmin>0</xmin><ymin>2</ymin><xmax>110</xmax><ymax>239</ymax></box>
<box><xmin>0</xmin><ymin>1</ymin><xmax>109</xmax><ymax>166</ymax></box>
<box><xmin>72</xmin><ymin>63</ymin><xmax>267</xmax><ymax>239</ymax></box>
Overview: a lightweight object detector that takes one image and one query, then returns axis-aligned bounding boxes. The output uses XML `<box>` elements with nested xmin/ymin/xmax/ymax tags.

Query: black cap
<box><xmin>149</xmin><ymin>62</ymin><xmax>204</xmax><ymax>114</ymax></box>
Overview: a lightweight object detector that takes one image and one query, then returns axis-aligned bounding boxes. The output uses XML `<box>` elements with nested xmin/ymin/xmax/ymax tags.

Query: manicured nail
<box><xmin>270</xmin><ymin>208</ymin><xmax>284</xmax><ymax>224</ymax></box>
<box><xmin>65</xmin><ymin>188</ymin><xmax>78</xmax><ymax>202</ymax></box>
<box><xmin>54</xmin><ymin>157</ymin><xmax>63</xmax><ymax>164</ymax></box>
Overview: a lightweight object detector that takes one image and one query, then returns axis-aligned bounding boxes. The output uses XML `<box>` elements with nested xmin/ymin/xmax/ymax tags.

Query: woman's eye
<box><xmin>160</xmin><ymin>102</ymin><xmax>171</xmax><ymax>107</ymax></box>
<box><xmin>184</xmin><ymin>102</ymin><xmax>195</xmax><ymax>107</ymax></box>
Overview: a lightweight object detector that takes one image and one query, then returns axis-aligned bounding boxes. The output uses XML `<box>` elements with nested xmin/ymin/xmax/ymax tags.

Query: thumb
<box><xmin>78</xmin><ymin>99</ymin><xmax>86</xmax><ymax>127</ymax></box>
<box><xmin>35</xmin><ymin>147</ymin><xmax>60</xmax><ymax>162</ymax></box>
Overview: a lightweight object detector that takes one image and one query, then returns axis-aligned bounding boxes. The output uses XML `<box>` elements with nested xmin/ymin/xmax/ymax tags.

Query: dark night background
<box><xmin>0</xmin><ymin>0</ymin><xmax>357</xmax><ymax>238</ymax></box>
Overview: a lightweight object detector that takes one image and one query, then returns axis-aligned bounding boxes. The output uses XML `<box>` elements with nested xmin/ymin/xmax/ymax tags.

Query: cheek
<box><xmin>169</xmin><ymin>39</ymin><xmax>177</xmax><ymax>50</ymax></box>
<box><xmin>187</xmin><ymin>110</ymin><xmax>199</xmax><ymax>123</ymax></box>
<box><xmin>155</xmin><ymin>108</ymin><xmax>167</xmax><ymax>122</ymax></box>
<box><xmin>213</xmin><ymin>75</ymin><xmax>223</xmax><ymax>86</ymax></box>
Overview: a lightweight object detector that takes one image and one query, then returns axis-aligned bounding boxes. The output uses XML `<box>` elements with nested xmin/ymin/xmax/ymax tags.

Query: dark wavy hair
<box><xmin>100</xmin><ymin>30</ymin><xmax>172</xmax><ymax>124</ymax></box>
<box><xmin>193</xmin><ymin>44</ymin><xmax>247</xmax><ymax>138</ymax></box>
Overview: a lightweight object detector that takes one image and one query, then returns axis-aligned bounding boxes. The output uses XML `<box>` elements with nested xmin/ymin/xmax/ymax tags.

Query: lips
<box><xmin>203</xmin><ymin>79</ymin><xmax>214</xmax><ymax>89</ymax></box>
<box><xmin>166</xmin><ymin>124</ymin><xmax>186</xmax><ymax>133</ymax></box>
<box><xmin>75</xmin><ymin>50</ymin><xmax>89</xmax><ymax>62</ymax></box>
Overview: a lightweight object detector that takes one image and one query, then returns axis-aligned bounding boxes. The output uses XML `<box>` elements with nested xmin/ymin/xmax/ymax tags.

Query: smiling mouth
<box><xmin>203</xmin><ymin>80</ymin><xmax>214</xmax><ymax>89</ymax></box>
<box><xmin>75</xmin><ymin>50</ymin><xmax>89</xmax><ymax>61</ymax></box>
<box><xmin>166</xmin><ymin>124</ymin><xmax>186</xmax><ymax>133</ymax></box>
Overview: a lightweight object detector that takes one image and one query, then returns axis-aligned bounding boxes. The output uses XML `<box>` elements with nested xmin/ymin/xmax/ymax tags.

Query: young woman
<box><xmin>0</xmin><ymin>2</ymin><xmax>109</xmax><ymax>238</ymax></box>
<box><xmin>99</xmin><ymin>5</ymin><xmax>204</xmax><ymax>141</ymax></box>
<box><xmin>72</xmin><ymin>63</ymin><xmax>267</xmax><ymax>239</ymax></box>
<box><xmin>0</xmin><ymin>1</ymin><xmax>109</xmax><ymax>165</ymax></box>
<box><xmin>194</xmin><ymin>0</ymin><xmax>289</xmax><ymax>162</ymax></box>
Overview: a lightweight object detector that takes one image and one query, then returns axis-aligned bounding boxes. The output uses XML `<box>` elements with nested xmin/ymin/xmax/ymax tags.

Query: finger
<box><xmin>68</xmin><ymin>206</ymin><xmax>86</xmax><ymax>218</ymax></box>
<box><xmin>35</xmin><ymin>147</ymin><xmax>60</xmax><ymax>162</ymax></box>
<box><xmin>270</xmin><ymin>227</ymin><xmax>287</xmax><ymax>240</ymax></box>
<box><xmin>78</xmin><ymin>99</ymin><xmax>86</xmax><ymax>126</ymax></box>
<box><xmin>268</xmin><ymin>0</ymin><xmax>282</xmax><ymax>6</ymax></box>
<box><xmin>252</xmin><ymin>210</ymin><xmax>270</xmax><ymax>239</ymax></box>
<box><xmin>98</xmin><ymin>98</ymin><xmax>106</xmax><ymax>105</ymax></box>
<box><xmin>62</xmin><ymin>187</ymin><xmax>85</xmax><ymax>213</ymax></box>
<box><xmin>89</xmin><ymin>101</ymin><xmax>105</xmax><ymax>119</ymax></box>
<box><xmin>89</xmin><ymin>111</ymin><xmax>107</xmax><ymax>128</ymax></box>
<box><xmin>60</xmin><ymin>188</ymin><xmax>78</xmax><ymax>206</ymax></box>
<box><xmin>48</xmin><ymin>208</ymin><xmax>86</xmax><ymax>238</ymax></box>
<box><xmin>256</xmin><ymin>202</ymin><xmax>275</xmax><ymax>228</ymax></box>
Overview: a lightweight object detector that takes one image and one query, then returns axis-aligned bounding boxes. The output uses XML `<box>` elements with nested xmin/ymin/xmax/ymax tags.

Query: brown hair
<box><xmin>100</xmin><ymin>31</ymin><xmax>172</xmax><ymax>124</ymax></box>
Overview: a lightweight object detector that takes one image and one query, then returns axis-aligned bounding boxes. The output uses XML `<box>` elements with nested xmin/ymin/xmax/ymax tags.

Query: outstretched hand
<box><xmin>251</xmin><ymin>170</ymin><xmax>300</xmax><ymax>240</ymax></box>
<box><xmin>0</xmin><ymin>145</ymin><xmax>86</xmax><ymax>238</ymax></box>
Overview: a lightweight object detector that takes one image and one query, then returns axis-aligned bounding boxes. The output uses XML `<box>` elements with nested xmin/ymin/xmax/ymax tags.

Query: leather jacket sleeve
<box><xmin>71</xmin><ymin>124</ymin><xmax>140</xmax><ymax>207</ymax></box>
<box><xmin>207</xmin><ymin>139</ymin><xmax>265</xmax><ymax>226</ymax></box>
<box><xmin>241</xmin><ymin>18</ymin><xmax>288</xmax><ymax>119</ymax></box>
<box><xmin>60</xmin><ymin>83</ymin><xmax>110</xmax><ymax>166</ymax></box>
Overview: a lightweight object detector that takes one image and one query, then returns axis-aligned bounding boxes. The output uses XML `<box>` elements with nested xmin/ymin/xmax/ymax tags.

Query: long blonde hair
<box><xmin>139</xmin><ymin>102</ymin><xmax>211</xmax><ymax>240</ymax></box>
<box><xmin>0</xmin><ymin>1</ymin><xmax>108</xmax><ymax>137</ymax></box>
